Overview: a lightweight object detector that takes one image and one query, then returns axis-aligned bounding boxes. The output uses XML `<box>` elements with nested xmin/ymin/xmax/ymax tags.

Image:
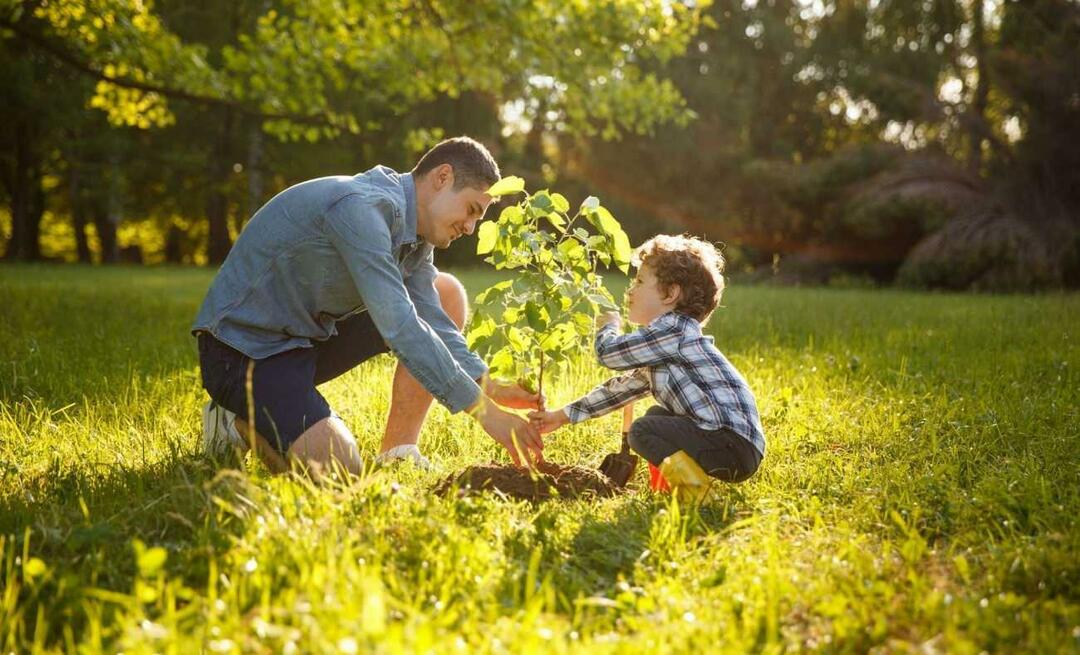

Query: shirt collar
<box><xmin>399</xmin><ymin>171</ymin><xmax>419</xmax><ymax>245</ymax></box>
<box><xmin>653</xmin><ymin>310</ymin><xmax>702</xmax><ymax>333</ymax></box>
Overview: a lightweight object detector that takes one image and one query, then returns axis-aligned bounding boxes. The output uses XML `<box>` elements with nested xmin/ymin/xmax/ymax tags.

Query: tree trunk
<box><xmin>68</xmin><ymin>163</ymin><xmax>91</xmax><ymax>263</ymax></box>
<box><xmin>243</xmin><ymin>122</ymin><xmax>263</xmax><ymax>230</ymax></box>
<box><xmin>92</xmin><ymin>202</ymin><xmax>118</xmax><ymax>264</ymax></box>
<box><xmin>968</xmin><ymin>0</ymin><xmax>989</xmax><ymax>175</ymax></box>
<box><xmin>4</xmin><ymin>126</ymin><xmax>43</xmax><ymax>261</ymax></box>
<box><xmin>207</xmin><ymin>107</ymin><xmax>235</xmax><ymax>264</ymax></box>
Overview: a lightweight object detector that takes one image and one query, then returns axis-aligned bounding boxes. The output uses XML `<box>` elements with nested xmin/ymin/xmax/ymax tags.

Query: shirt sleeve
<box><xmin>323</xmin><ymin>193</ymin><xmax>481</xmax><ymax>413</ymax></box>
<box><xmin>404</xmin><ymin>252</ymin><xmax>488</xmax><ymax>381</ymax></box>
<box><xmin>564</xmin><ymin>368</ymin><xmax>652</xmax><ymax>423</ymax></box>
<box><xmin>594</xmin><ymin>315</ymin><xmax>683</xmax><ymax>370</ymax></box>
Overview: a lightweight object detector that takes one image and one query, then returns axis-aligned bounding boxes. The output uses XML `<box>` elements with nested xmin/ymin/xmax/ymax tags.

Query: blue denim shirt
<box><xmin>192</xmin><ymin>166</ymin><xmax>486</xmax><ymax>413</ymax></box>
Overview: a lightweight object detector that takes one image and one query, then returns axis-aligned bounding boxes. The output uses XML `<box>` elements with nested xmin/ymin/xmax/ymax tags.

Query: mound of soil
<box><xmin>434</xmin><ymin>461</ymin><xmax>620</xmax><ymax>501</ymax></box>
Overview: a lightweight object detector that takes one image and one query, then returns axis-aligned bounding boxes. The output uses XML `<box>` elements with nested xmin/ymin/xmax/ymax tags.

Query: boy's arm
<box><xmin>564</xmin><ymin>368</ymin><xmax>651</xmax><ymax>423</ymax></box>
<box><xmin>594</xmin><ymin>315</ymin><xmax>682</xmax><ymax>370</ymax></box>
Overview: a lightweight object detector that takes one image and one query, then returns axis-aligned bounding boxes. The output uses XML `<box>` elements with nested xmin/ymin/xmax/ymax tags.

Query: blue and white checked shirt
<box><xmin>565</xmin><ymin>311</ymin><xmax>766</xmax><ymax>457</ymax></box>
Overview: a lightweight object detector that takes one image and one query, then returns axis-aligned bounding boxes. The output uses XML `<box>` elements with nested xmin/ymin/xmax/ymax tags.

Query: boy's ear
<box><xmin>663</xmin><ymin>283</ymin><xmax>682</xmax><ymax>305</ymax></box>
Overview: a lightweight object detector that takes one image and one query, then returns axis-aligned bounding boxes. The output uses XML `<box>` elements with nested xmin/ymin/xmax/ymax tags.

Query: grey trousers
<box><xmin>627</xmin><ymin>405</ymin><xmax>762</xmax><ymax>482</ymax></box>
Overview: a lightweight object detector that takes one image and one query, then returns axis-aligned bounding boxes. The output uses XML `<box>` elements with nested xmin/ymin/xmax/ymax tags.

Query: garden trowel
<box><xmin>598</xmin><ymin>404</ymin><xmax>638</xmax><ymax>487</ymax></box>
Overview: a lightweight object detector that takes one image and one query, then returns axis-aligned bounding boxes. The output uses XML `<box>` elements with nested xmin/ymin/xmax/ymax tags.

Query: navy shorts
<box><xmin>197</xmin><ymin>312</ymin><xmax>389</xmax><ymax>454</ymax></box>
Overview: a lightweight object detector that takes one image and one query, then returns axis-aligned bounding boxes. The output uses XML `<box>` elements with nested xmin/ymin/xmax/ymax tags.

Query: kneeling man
<box><xmin>192</xmin><ymin>137</ymin><xmax>542</xmax><ymax>476</ymax></box>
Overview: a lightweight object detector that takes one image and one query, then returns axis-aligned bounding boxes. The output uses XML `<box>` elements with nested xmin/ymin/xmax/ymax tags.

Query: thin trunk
<box><xmin>69</xmin><ymin>163</ymin><xmax>91</xmax><ymax>263</ymax></box>
<box><xmin>968</xmin><ymin>0</ymin><xmax>989</xmax><ymax>174</ymax></box>
<box><xmin>5</xmin><ymin>127</ymin><xmax>30</xmax><ymax>260</ymax></box>
<box><xmin>93</xmin><ymin>202</ymin><xmax>117</xmax><ymax>264</ymax></box>
<box><xmin>244</xmin><ymin>122</ymin><xmax>263</xmax><ymax>228</ymax></box>
<box><xmin>23</xmin><ymin>175</ymin><xmax>44</xmax><ymax>261</ymax></box>
<box><xmin>4</xmin><ymin>127</ymin><xmax>45</xmax><ymax>262</ymax></box>
<box><xmin>207</xmin><ymin>107</ymin><xmax>234</xmax><ymax>264</ymax></box>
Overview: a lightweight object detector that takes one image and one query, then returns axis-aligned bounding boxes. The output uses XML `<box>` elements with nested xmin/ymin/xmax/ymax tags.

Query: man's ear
<box><xmin>433</xmin><ymin>163</ymin><xmax>454</xmax><ymax>190</ymax></box>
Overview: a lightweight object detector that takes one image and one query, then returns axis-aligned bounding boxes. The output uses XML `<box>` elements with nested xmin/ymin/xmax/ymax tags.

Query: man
<box><xmin>192</xmin><ymin>137</ymin><xmax>543</xmax><ymax>477</ymax></box>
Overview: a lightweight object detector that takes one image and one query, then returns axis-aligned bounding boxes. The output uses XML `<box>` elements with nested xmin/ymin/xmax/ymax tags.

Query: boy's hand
<box><xmin>528</xmin><ymin>408</ymin><xmax>570</xmax><ymax>434</ymax></box>
<box><xmin>596</xmin><ymin>311</ymin><xmax>622</xmax><ymax>330</ymax></box>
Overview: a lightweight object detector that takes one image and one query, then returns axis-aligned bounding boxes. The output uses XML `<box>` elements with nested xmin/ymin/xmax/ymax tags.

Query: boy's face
<box><xmin>626</xmin><ymin>263</ymin><xmax>679</xmax><ymax>325</ymax></box>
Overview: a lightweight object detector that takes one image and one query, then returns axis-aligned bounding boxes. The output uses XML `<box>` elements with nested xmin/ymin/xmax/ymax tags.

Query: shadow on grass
<box><xmin>0</xmin><ymin>450</ymin><xmax>249</xmax><ymax>594</ymax></box>
<box><xmin>548</xmin><ymin>486</ymin><xmax>749</xmax><ymax>603</ymax></box>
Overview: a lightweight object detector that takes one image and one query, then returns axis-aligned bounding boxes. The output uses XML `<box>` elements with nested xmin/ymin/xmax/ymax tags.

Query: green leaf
<box><xmin>612</xmin><ymin>229</ymin><xmax>633</xmax><ymax>273</ymax></box>
<box><xmin>582</xmin><ymin>196</ymin><xmax>600</xmax><ymax>211</ymax></box>
<box><xmin>551</xmin><ymin>193</ymin><xmax>570</xmax><ymax>213</ymax></box>
<box><xmin>525</xmin><ymin>302</ymin><xmax>548</xmax><ymax>331</ymax></box>
<box><xmin>489</xmin><ymin>347</ymin><xmax>515</xmax><ymax>378</ymax></box>
<box><xmin>594</xmin><ymin>207</ymin><xmax>621</xmax><ymax>236</ymax></box>
<box><xmin>500</xmin><ymin>205</ymin><xmax>525</xmax><ymax>225</ymax></box>
<box><xmin>474</xmin><ymin>280</ymin><xmax>512</xmax><ymax>304</ymax></box>
<box><xmin>507</xmin><ymin>327</ymin><xmax>528</xmax><ymax>351</ymax></box>
<box><xmin>530</xmin><ymin>191</ymin><xmax>554</xmax><ymax>212</ymax></box>
<box><xmin>557</xmin><ymin>239</ymin><xmax>584</xmax><ymax>261</ymax></box>
<box><xmin>476</xmin><ymin>221</ymin><xmax>498</xmax><ymax>255</ymax></box>
<box><xmin>545</xmin><ymin>212</ymin><xmax>566</xmax><ymax>232</ymax></box>
<box><xmin>486</xmin><ymin>176</ymin><xmax>526</xmax><ymax>197</ymax></box>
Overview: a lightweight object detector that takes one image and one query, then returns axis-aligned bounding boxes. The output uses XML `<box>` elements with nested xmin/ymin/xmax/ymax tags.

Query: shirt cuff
<box><xmin>461</xmin><ymin>355</ymin><xmax>488</xmax><ymax>382</ymax></box>
<box><xmin>443</xmin><ymin>370</ymin><xmax>483</xmax><ymax>414</ymax></box>
<box><xmin>564</xmin><ymin>401</ymin><xmax>592</xmax><ymax>424</ymax></box>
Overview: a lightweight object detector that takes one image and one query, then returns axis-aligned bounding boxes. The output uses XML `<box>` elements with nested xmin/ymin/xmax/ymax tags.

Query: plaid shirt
<box><xmin>565</xmin><ymin>311</ymin><xmax>766</xmax><ymax>457</ymax></box>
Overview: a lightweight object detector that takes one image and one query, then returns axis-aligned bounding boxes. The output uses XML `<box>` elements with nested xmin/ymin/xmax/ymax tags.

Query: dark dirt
<box><xmin>434</xmin><ymin>461</ymin><xmax>621</xmax><ymax>501</ymax></box>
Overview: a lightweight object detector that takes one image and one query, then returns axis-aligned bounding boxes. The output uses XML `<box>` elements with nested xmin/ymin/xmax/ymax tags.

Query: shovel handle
<box><xmin>621</xmin><ymin>402</ymin><xmax>635</xmax><ymax>434</ymax></box>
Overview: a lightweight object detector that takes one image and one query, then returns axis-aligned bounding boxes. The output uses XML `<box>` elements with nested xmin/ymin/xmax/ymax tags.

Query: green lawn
<box><xmin>1</xmin><ymin>264</ymin><xmax>1078</xmax><ymax>653</ymax></box>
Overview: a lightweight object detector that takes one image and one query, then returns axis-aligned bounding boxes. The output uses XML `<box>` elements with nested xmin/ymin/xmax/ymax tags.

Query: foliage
<box><xmin>468</xmin><ymin>177</ymin><xmax>631</xmax><ymax>395</ymax></box>
<box><xmin>1</xmin><ymin>266</ymin><xmax>1078</xmax><ymax>651</ymax></box>
<box><xmin>3</xmin><ymin>0</ymin><xmax>706</xmax><ymax>140</ymax></box>
<box><xmin>561</xmin><ymin>0</ymin><xmax>1080</xmax><ymax>289</ymax></box>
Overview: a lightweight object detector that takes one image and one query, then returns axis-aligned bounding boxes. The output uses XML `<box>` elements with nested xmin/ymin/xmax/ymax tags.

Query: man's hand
<box><xmin>596</xmin><ymin>311</ymin><xmax>622</xmax><ymax>330</ymax></box>
<box><xmin>482</xmin><ymin>377</ymin><xmax>546</xmax><ymax>410</ymax></box>
<box><xmin>469</xmin><ymin>396</ymin><xmax>544</xmax><ymax>467</ymax></box>
<box><xmin>528</xmin><ymin>408</ymin><xmax>570</xmax><ymax>434</ymax></box>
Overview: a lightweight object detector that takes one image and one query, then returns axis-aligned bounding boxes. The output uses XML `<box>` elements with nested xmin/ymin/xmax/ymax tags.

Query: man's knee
<box><xmin>434</xmin><ymin>272</ymin><xmax>468</xmax><ymax>329</ymax></box>
<box><xmin>287</xmin><ymin>416</ymin><xmax>363</xmax><ymax>479</ymax></box>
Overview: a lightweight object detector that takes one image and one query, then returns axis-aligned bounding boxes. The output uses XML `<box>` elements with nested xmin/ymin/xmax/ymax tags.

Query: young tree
<box><xmin>468</xmin><ymin>176</ymin><xmax>632</xmax><ymax>399</ymax></box>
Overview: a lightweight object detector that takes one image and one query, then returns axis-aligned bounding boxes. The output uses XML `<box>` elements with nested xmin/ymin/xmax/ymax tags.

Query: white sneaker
<box><xmin>201</xmin><ymin>400</ymin><xmax>249</xmax><ymax>458</ymax></box>
<box><xmin>375</xmin><ymin>444</ymin><xmax>432</xmax><ymax>470</ymax></box>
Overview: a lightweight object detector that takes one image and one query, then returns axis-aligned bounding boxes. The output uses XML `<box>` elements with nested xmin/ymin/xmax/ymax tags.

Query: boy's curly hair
<box><xmin>632</xmin><ymin>234</ymin><xmax>726</xmax><ymax>324</ymax></box>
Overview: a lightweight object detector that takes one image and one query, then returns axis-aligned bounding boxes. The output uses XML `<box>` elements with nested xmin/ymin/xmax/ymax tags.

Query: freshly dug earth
<box><xmin>434</xmin><ymin>461</ymin><xmax>621</xmax><ymax>501</ymax></box>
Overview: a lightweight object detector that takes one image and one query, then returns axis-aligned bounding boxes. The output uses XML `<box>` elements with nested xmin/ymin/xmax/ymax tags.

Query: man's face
<box><xmin>425</xmin><ymin>182</ymin><xmax>493</xmax><ymax>249</ymax></box>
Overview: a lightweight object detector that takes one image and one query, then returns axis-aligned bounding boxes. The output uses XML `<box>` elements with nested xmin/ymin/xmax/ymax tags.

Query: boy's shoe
<box><xmin>201</xmin><ymin>400</ymin><xmax>249</xmax><ymax>459</ymax></box>
<box><xmin>659</xmin><ymin>450</ymin><xmax>712</xmax><ymax>504</ymax></box>
<box><xmin>375</xmin><ymin>444</ymin><xmax>433</xmax><ymax>470</ymax></box>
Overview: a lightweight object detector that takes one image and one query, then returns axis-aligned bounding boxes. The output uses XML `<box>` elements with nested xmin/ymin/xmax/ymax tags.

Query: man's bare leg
<box><xmin>379</xmin><ymin>273</ymin><xmax>468</xmax><ymax>454</ymax></box>
<box><xmin>235</xmin><ymin>416</ymin><xmax>362</xmax><ymax>481</ymax></box>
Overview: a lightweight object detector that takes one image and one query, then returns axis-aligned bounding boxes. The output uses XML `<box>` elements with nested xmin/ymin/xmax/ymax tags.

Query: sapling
<box><xmin>468</xmin><ymin>176</ymin><xmax>633</xmax><ymax>400</ymax></box>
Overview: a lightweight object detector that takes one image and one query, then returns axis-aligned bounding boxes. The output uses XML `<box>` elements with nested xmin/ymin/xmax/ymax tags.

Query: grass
<box><xmin>0</xmin><ymin>263</ymin><xmax>1078</xmax><ymax>653</ymax></box>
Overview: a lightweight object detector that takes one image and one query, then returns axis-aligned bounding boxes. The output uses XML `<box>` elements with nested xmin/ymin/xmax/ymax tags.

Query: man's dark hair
<box><xmin>412</xmin><ymin>136</ymin><xmax>501</xmax><ymax>191</ymax></box>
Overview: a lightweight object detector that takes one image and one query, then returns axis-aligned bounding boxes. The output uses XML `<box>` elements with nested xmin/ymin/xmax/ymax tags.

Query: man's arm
<box><xmin>404</xmin><ymin>254</ymin><xmax>488</xmax><ymax>381</ymax></box>
<box><xmin>324</xmin><ymin>194</ymin><xmax>481</xmax><ymax>413</ymax></box>
<box><xmin>324</xmin><ymin>193</ymin><xmax>542</xmax><ymax>466</ymax></box>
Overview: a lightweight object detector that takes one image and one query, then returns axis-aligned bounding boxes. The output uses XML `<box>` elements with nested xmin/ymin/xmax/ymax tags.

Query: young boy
<box><xmin>528</xmin><ymin>234</ymin><xmax>766</xmax><ymax>502</ymax></box>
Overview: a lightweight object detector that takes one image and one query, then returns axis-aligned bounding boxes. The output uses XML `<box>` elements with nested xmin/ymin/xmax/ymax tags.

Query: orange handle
<box><xmin>621</xmin><ymin>402</ymin><xmax>635</xmax><ymax>434</ymax></box>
